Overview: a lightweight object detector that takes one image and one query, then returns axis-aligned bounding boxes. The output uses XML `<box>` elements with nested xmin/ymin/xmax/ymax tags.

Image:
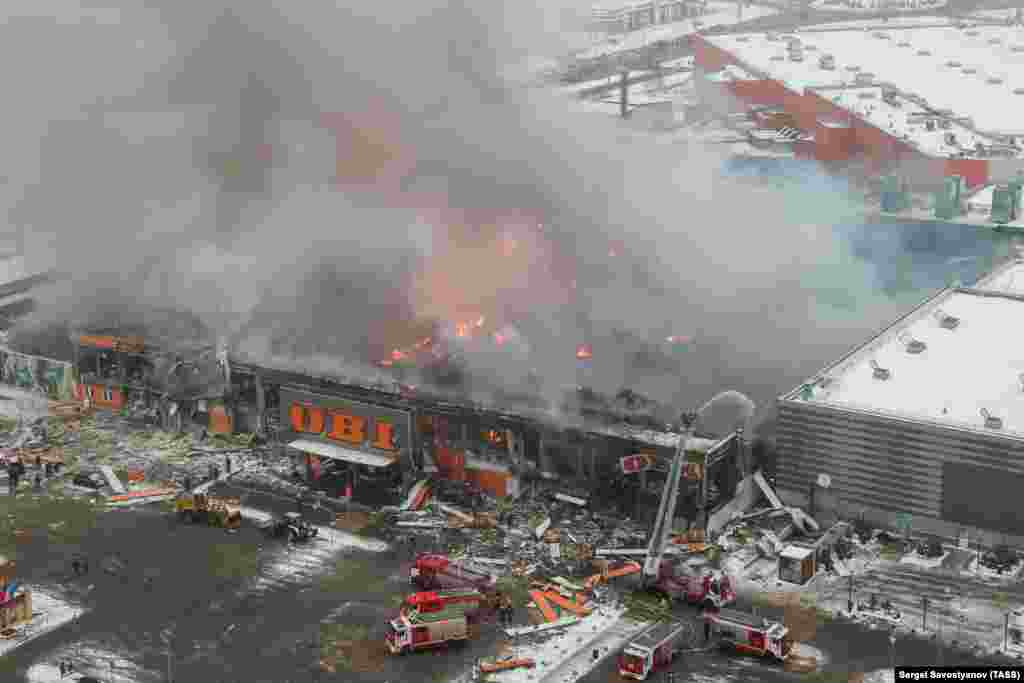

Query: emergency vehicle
<box><xmin>410</xmin><ymin>553</ymin><xmax>497</xmax><ymax>592</ymax></box>
<box><xmin>618</xmin><ymin>620</ymin><xmax>691</xmax><ymax>680</ymax></box>
<box><xmin>402</xmin><ymin>588</ymin><xmax>484</xmax><ymax>615</ymax></box>
<box><xmin>706</xmin><ymin>608</ymin><xmax>793</xmax><ymax>661</ymax></box>
<box><xmin>386</xmin><ymin>602</ymin><xmax>473</xmax><ymax>655</ymax></box>
<box><xmin>656</xmin><ymin>565</ymin><xmax>736</xmax><ymax>609</ymax></box>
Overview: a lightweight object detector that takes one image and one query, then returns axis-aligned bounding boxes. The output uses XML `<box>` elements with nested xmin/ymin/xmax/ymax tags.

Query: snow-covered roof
<box><xmin>819</xmin><ymin>86</ymin><xmax>1003</xmax><ymax>157</ymax></box>
<box><xmin>973</xmin><ymin>258</ymin><xmax>1024</xmax><ymax>297</ymax></box>
<box><xmin>780</xmin><ymin>545</ymin><xmax>814</xmax><ymax>560</ymax></box>
<box><xmin>783</xmin><ymin>287</ymin><xmax>1024</xmax><ymax>440</ymax></box>
<box><xmin>705</xmin><ymin>21</ymin><xmax>1024</xmax><ymax>136</ymax></box>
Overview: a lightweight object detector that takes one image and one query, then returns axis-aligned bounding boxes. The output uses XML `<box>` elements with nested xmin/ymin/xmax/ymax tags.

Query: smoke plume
<box><xmin>4</xmin><ymin>0</ymin><xmax>921</xmax><ymax>423</ymax></box>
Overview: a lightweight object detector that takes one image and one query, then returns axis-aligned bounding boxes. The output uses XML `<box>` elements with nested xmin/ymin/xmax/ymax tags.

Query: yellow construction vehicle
<box><xmin>175</xmin><ymin>493</ymin><xmax>242</xmax><ymax>529</ymax></box>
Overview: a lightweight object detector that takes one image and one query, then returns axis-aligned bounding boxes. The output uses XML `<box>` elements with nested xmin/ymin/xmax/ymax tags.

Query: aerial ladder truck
<box><xmin>640</xmin><ymin>416</ymin><xmax>735</xmax><ymax>610</ymax></box>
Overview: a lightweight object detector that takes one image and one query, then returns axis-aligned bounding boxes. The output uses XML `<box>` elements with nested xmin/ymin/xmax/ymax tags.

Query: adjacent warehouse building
<box><xmin>692</xmin><ymin>18</ymin><xmax>1024</xmax><ymax>187</ymax></box>
<box><xmin>777</xmin><ymin>257</ymin><xmax>1024</xmax><ymax>546</ymax></box>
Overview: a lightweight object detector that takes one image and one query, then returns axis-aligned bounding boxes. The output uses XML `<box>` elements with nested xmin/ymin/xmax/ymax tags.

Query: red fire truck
<box><xmin>386</xmin><ymin>602</ymin><xmax>473</xmax><ymax>655</ymax></box>
<box><xmin>618</xmin><ymin>620</ymin><xmax>691</xmax><ymax>680</ymax></box>
<box><xmin>410</xmin><ymin>553</ymin><xmax>497</xmax><ymax>592</ymax></box>
<box><xmin>656</xmin><ymin>565</ymin><xmax>736</xmax><ymax>609</ymax></box>
<box><xmin>706</xmin><ymin>608</ymin><xmax>793</xmax><ymax>661</ymax></box>
<box><xmin>402</xmin><ymin>588</ymin><xmax>484</xmax><ymax>615</ymax></box>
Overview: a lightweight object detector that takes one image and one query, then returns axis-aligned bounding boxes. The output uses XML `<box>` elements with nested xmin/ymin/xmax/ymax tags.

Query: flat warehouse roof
<box><xmin>783</xmin><ymin>288</ymin><xmax>1024</xmax><ymax>438</ymax></box>
<box><xmin>972</xmin><ymin>257</ymin><xmax>1024</xmax><ymax>296</ymax></box>
<box><xmin>704</xmin><ymin>20</ymin><xmax>1024</xmax><ymax>135</ymax></box>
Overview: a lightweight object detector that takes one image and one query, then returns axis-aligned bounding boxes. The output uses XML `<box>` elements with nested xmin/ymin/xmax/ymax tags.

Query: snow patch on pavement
<box><xmin>240</xmin><ymin>506</ymin><xmax>387</xmax><ymax>552</ymax></box>
<box><xmin>237</xmin><ymin>506</ymin><xmax>386</xmax><ymax>597</ymax></box>
<box><xmin>0</xmin><ymin>588</ymin><xmax>86</xmax><ymax>658</ymax></box>
<box><xmin>26</xmin><ymin>641</ymin><xmax>159</xmax><ymax>682</ymax></box>
<box><xmin>485</xmin><ymin>606</ymin><xmax>645</xmax><ymax>683</ymax></box>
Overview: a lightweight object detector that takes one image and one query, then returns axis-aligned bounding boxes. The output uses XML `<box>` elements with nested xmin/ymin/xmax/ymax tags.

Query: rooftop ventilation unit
<box><xmin>804</xmin><ymin>44</ymin><xmax>818</xmax><ymax>51</ymax></box>
<box><xmin>870</xmin><ymin>359</ymin><xmax>891</xmax><ymax>380</ymax></box>
<box><xmin>966</xmin><ymin>30</ymin><xmax>979</xmax><ymax>37</ymax></box>
<box><xmin>736</xmin><ymin>36</ymin><xmax>750</xmax><ymax>42</ymax></box>
<box><xmin>980</xmin><ymin>408</ymin><xmax>1003</xmax><ymax>430</ymax></box>
<box><xmin>989</xmin><ymin>38</ymin><xmax>1002</xmax><ymax>45</ymax></box>
<box><xmin>1013</xmin><ymin>45</ymin><xmax>1024</xmax><ymax>53</ymax></box>
<box><xmin>963</xmin><ymin>67</ymin><xmax>978</xmax><ymax>74</ymax></box>
<box><xmin>857</xmin><ymin>91</ymin><xmax>876</xmax><ymax>99</ymax></box>
<box><xmin>916</xmin><ymin>50</ymin><xmax>932</xmax><ymax>56</ymax></box>
<box><xmin>988</xmin><ymin>77</ymin><xmax>1004</xmax><ymax>85</ymax></box>
<box><xmin>897</xmin><ymin>41</ymin><xmax>911</xmax><ymax>47</ymax></box>
<box><xmin>873</xmin><ymin>32</ymin><xmax>890</xmax><ymax>39</ymax></box>
<box><xmin>1018</xmin><ymin>373</ymin><xmax>1024</xmax><ymax>393</ymax></box>
<box><xmin>845</xmin><ymin>65</ymin><xmax>861</xmax><ymax>72</ymax></box>
<box><xmin>933</xmin><ymin>308</ymin><xmax>960</xmax><ymax>329</ymax></box>
<box><xmin>946</xmin><ymin>60</ymin><xmax>962</xmax><ymax>68</ymax></box>
<box><xmin>770</xmin><ymin>54</ymin><xmax>785</xmax><ymax>61</ymax></box>
<box><xmin>897</xmin><ymin>332</ymin><xmax>927</xmax><ymax>354</ymax></box>
<box><xmin>1015</xmin><ymin>88</ymin><xmax>1024</xmax><ymax>95</ymax></box>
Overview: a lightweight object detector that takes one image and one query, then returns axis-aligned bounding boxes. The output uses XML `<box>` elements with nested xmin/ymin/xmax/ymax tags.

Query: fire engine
<box><xmin>386</xmin><ymin>601</ymin><xmax>474</xmax><ymax>655</ymax></box>
<box><xmin>402</xmin><ymin>588</ymin><xmax>485</xmax><ymax>616</ymax></box>
<box><xmin>618</xmin><ymin>620</ymin><xmax>691</xmax><ymax>680</ymax></box>
<box><xmin>706</xmin><ymin>609</ymin><xmax>793</xmax><ymax>661</ymax></box>
<box><xmin>655</xmin><ymin>564</ymin><xmax>736</xmax><ymax>609</ymax></box>
<box><xmin>410</xmin><ymin>553</ymin><xmax>497</xmax><ymax>592</ymax></box>
<box><xmin>638</xmin><ymin>443</ymin><xmax>736</xmax><ymax>610</ymax></box>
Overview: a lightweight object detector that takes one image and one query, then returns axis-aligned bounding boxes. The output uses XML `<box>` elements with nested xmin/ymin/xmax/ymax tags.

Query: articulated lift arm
<box><xmin>642</xmin><ymin>439</ymin><xmax>687</xmax><ymax>580</ymax></box>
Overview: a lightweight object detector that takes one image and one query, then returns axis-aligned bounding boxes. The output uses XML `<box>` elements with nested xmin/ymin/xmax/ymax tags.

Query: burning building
<box><xmin>64</xmin><ymin>328</ymin><xmax>745</xmax><ymax>520</ymax></box>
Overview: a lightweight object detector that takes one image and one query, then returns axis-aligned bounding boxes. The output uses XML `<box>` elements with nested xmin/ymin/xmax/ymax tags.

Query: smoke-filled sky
<box><xmin>4</xmin><ymin>1</ymin><xmax>1012</xmax><ymax>427</ymax></box>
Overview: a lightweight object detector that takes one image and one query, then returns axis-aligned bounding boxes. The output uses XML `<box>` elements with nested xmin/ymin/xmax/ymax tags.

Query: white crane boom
<box><xmin>643</xmin><ymin>440</ymin><xmax>687</xmax><ymax>579</ymax></box>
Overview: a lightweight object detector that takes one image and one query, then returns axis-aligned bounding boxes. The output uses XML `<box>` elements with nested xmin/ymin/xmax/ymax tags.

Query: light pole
<box><xmin>1005</xmin><ymin>611</ymin><xmax>1010</xmax><ymax>654</ymax></box>
<box><xmin>888</xmin><ymin>627</ymin><xmax>896</xmax><ymax>670</ymax></box>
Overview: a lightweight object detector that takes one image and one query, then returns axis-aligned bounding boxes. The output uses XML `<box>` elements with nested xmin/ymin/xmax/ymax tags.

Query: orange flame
<box><xmin>576</xmin><ymin>344</ymin><xmax>593</xmax><ymax>360</ymax></box>
<box><xmin>475</xmin><ymin>316</ymin><xmax>485</xmax><ymax>328</ymax></box>
<box><xmin>455</xmin><ymin>322</ymin><xmax>470</xmax><ymax>338</ymax></box>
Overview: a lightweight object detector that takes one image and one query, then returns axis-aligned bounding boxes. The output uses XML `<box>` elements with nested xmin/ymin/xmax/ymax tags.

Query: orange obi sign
<box><xmin>77</xmin><ymin>335</ymin><xmax>145</xmax><ymax>353</ymax></box>
<box><xmin>282</xmin><ymin>390</ymin><xmax>409</xmax><ymax>453</ymax></box>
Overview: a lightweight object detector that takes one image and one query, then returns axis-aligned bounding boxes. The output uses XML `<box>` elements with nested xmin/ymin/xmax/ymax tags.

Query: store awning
<box><xmin>288</xmin><ymin>440</ymin><xmax>397</xmax><ymax>468</ymax></box>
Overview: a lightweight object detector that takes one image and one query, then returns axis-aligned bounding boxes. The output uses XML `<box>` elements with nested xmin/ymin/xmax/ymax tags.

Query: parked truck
<box><xmin>706</xmin><ymin>608</ymin><xmax>793</xmax><ymax>661</ymax></box>
<box><xmin>175</xmin><ymin>493</ymin><xmax>242</xmax><ymax>529</ymax></box>
<box><xmin>410</xmin><ymin>553</ymin><xmax>497</xmax><ymax>592</ymax></box>
<box><xmin>618</xmin><ymin>620</ymin><xmax>691</xmax><ymax>680</ymax></box>
<box><xmin>386</xmin><ymin>602</ymin><xmax>474</xmax><ymax>655</ymax></box>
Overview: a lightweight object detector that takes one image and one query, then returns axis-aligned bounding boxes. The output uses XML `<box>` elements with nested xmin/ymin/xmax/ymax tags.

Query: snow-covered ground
<box><xmin>25</xmin><ymin>641</ymin><xmax>159</xmax><ymax>682</ymax></box>
<box><xmin>486</xmin><ymin>606</ymin><xmax>646</xmax><ymax>683</ymax></box>
<box><xmin>0</xmin><ymin>588</ymin><xmax>86</xmax><ymax>658</ymax></box>
<box><xmin>809</xmin><ymin>0</ymin><xmax>947</xmax><ymax>13</ymax></box>
<box><xmin>900</xmin><ymin>550</ymin><xmax>949</xmax><ymax>569</ymax></box>
<box><xmin>966</xmin><ymin>8</ymin><xmax>1022</xmax><ymax>22</ymax></box>
<box><xmin>237</xmin><ymin>505</ymin><xmax>386</xmax><ymax>598</ymax></box>
<box><xmin>574</xmin><ymin>2</ymin><xmax>779</xmax><ymax>62</ymax></box>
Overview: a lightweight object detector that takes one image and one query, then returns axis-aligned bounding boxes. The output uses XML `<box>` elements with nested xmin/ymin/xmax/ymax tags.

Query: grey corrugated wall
<box><xmin>776</xmin><ymin>398</ymin><xmax>1024</xmax><ymax>523</ymax></box>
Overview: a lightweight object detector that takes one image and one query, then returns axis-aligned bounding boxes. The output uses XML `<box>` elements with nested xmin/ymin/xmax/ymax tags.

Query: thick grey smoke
<box><xmin>5</xmin><ymin>0</ymin><xmax>905</xmax><ymax>420</ymax></box>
